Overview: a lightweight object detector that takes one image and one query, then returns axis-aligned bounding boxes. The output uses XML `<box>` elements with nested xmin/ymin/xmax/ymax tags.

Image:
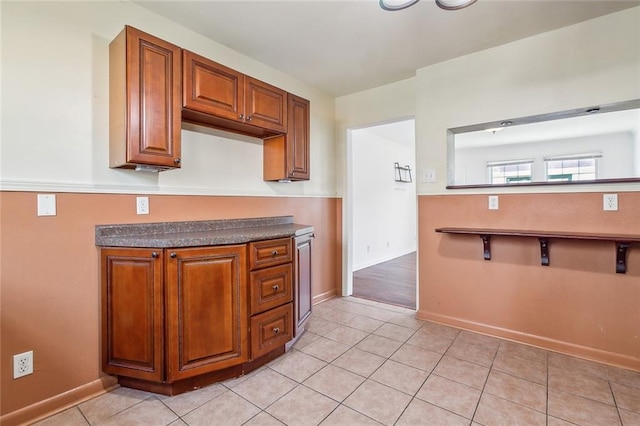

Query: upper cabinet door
<box><xmin>182</xmin><ymin>50</ymin><xmax>245</xmax><ymax>122</ymax></box>
<box><xmin>263</xmin><ymin>93</ymin><xmax>310</xmax><ymax>181</ymax></box>
<box><xmin>286</xmin><ymin>94</ymin><xmax>310</xmax><ymax>179</ymax></box>
<box><xmin>109</xmin><ymin>26</ymin><xmax>182</xmax><ymax>169</ymax></box>
<box><xmin>244</xmin><ymin>77</ymin><xmax>287</xmax><ymax>134</ymax></box>
<box><xmin>183</xmin><ymin>51</ymin><xmax>287</xmax><ymax>134</ymax></box>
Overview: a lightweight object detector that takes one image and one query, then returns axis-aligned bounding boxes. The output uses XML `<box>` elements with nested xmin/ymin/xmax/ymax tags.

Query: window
<box><xmin>487</xmin><ymin>160</ymin><xmax>533</xmax><ymax>185</ymax></box>
<box><xmin>545</xmin><ymin>154</ymin><xmax>601</xmax><ymax>182</ymax></box>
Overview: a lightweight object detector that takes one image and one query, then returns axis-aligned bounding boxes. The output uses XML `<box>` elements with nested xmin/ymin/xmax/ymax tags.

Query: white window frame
<box><xmin>544</xmin><ymin>153</ymin><xmax>602</xmax><ymax>182</ymax></box>
<box><xmin>486</xmin><ymin>159</ymin><xmax>534</xmax><ymax>185</ymax></box>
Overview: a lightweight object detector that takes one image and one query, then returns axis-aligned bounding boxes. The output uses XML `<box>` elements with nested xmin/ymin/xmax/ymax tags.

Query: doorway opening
<box><xmin>348</xmin><ymin>119</ymin><xmax>417</xmax><ymax>309</ymax></box>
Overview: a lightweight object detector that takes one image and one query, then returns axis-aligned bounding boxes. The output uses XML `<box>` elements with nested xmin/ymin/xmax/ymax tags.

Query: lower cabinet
<box><xmin>165</xmin><ymin>246</ymin><xmax>248</xmax><ymax>382</ymax></box>
<box><xmin>101</xmin><ymin>239</ymin><xmax>295</xmax><ymax>395</ymax></box>
<box><xmin>248</xmin><ymin>238</ymin><xmax>294</xmax><ymax>358</ymax></box>
<box><xmin>294</xmin><ymin>232</ymin><xmax>313</xmax><ymax>336</ymax></box>
<box><xmin>101</xmin><ymin>248</ymin><xmax>164</xmax><ymax>382</ymax></box>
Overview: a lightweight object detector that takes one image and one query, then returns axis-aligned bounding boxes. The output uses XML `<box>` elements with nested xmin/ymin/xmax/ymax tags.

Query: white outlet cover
<box><xmin>488</xmin><ymin>195</ymin><xmax>499</xmax><ymax>210</ymax></box>
<box><xmin>37</xmin><ymin>194</ymin><xmax>56</xmax><ymax>216</ymax></box>
<box><xmin>603</xmin><ymin>194</ymin><xmax>618</xmax><ymax>211</ymax></box>
<box><xmin>13</xmin><ymin>350</ymin><xmax>33</xmax><ymax>379</ymax></box>
<box><xmin>136</xmin><ymin>197</ymin><xmax>149</xmax><ymax>215</ymax></box>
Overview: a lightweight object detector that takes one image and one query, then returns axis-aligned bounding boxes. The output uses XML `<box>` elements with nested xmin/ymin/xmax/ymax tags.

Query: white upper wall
<box><xmin>335</xmin><ymin>77</ymin><xmax>417</xmax><ymax>197</ymax></box>
<box><xmin>0</xmin><ymin>1</ymin><xmax>337</xmax><ymax>197</ymax></box>
<box><xmin>336</xmin><ymin>7</ymin><xmax>640</xmax><ymax>195</ymax></box>
<box><xmin>417</xmin><ymin>6</ymin><xmax>640</xmax><ymax>194</ymax></box>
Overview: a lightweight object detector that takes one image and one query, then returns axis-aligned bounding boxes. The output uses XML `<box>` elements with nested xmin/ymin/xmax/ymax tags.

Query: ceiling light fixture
<box><xmin>379</xmin><ymin>0</ymin><xmax>420</xmax><ymax>11</ymax></box>
<box><xmin>485</xmin><ymin>121</ymin><xmax>512</xmax><ymax>134</ymax></box>
<box><xmin>379</xmin><ymin>0</ymin><xmax>477</xmax><ymax>11</ymax></box>
<box><xmin>435</xmin><ymin>0</ymin><xmax>478</xmax><ymax>10</ymax></box>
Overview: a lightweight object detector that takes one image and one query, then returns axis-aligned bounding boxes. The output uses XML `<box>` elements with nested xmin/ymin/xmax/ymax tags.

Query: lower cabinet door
<box><xmin>251</xmin><ymin>303</ymin><xmax>293</xmax><ymax>359</ymax></box>
<box><xmin>101</xmin><ymin>248</ymin><xmax>164</xmax><ymax>382</ymax></box>
<box><xmin>294</xmin><ymin>233</ymin><xmax>313</xmax><ymax>336</ymax></box>
<box><xmin>166</xmin><ymin>245</ymin><xmax>248</xmax><ymax>382</ymax></box>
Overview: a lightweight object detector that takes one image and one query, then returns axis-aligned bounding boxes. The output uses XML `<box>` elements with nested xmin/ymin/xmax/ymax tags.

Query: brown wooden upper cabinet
<box><xmin>109</xmin><ymin>26</ymin><xmax>309</xmax><ymax>180</ymax></box>
<box><xmin>109</xmin><ymin>26</ymin><xmax>182</xmax><ymax>170</ymax></box>
<box><xmin>182</xmin><ymin>50</ymin><xmax>287</xmax><ymax>136</ymax></box>
<box><xmin>263</xmin><ymin>94</ymin><xmax>310</xmax><ymax>181</ymax></box>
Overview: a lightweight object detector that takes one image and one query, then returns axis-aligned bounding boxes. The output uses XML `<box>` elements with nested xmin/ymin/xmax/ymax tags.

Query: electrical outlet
<box><xmin>136</xmin><ymin>197</ymin><xmax>149</xmax><ymax>215</ymax></box>
<box><xmin>13</xmin><ymin>351</ymin><xmax>33</xmax><ymax>379</ymax></box>
<box><xmin>488</xmin><ymin>195</ymin><xmax>499</xmax><ymax>210</ymax></box>
<box><xmin>603</xmin><ymin>194</ymin><xmax>618</xmax><ymax>211</ymax></box>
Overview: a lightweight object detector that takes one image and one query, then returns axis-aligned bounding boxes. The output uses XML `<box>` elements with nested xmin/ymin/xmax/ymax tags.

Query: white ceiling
<box><xmin>134</xmin><ymin>0</ymin><xmax>639</xmax><ymax>97</ymax></box>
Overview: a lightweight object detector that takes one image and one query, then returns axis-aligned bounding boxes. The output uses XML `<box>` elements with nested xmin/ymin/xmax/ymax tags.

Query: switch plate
<box><xmin>603</xmin><ymin>194</ymin><xmax>618</xmax><ymax>211</ymax></box>
<box><xmin>488</xmin><ymin>195</ymin><xmax>499</xmax><ymax>210</ymax></box>
<box><xmin>423</xmin><ymin>169</ymin><xmax>436</xmax><ymax>183</ymax></box>
<box><xmin>136</xmin><ymin>197</ymin><xmax>149</xmax><ymax>215</ymax></box>
<box><xmin>37</xmin><ymin>194</ymin><xmax>56</xmax><ymax>216</ymax></box>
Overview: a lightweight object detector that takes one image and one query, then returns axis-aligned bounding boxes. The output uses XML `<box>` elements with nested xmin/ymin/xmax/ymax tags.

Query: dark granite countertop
<box><xmin>95</xmin><ymin>216</ymin><xmax>314</xmax><ymax>248</ymax></box>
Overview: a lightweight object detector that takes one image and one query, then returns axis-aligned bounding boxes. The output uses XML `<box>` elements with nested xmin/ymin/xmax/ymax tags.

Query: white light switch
<box><xmin>37</xmin><ymin>194</ymin><xmax>56</xmax><ymax>216</ymax></box>
<box><xmin>423</xmin><ymin>169</ymin><xmax>436</xmax><ymax>183</ymax></box>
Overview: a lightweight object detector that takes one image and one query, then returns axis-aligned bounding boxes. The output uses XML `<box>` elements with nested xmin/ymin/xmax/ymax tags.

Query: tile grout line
<box><xmin>248</xmin><ymin>310</ymin><xmax>384</xmax><ymax>425</ymax></box>
<box><xmin>608</xmin><ymin>380</ymin><xmax>624</xmax><ymax>426</ymax></box>
<box><xmin>546</xmin><ymin>349</ymin><xmax>549</xmax><ymax>426</ymax></box>
<box><xmin>308</xmin><ymin>303</ymin><xmax>433</xmax><ymax>424</ymax></box>
<box><xmin>468</xmin><ymin>338</ymin><xmax>500</xmax><ymax>424</ymax></box>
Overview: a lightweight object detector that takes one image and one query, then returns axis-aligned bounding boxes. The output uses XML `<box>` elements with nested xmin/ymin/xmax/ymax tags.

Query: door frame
<box><xmin>341</xmin><ymin>117</ymin><xmax>418</xmax><ymax>306</ymax></box>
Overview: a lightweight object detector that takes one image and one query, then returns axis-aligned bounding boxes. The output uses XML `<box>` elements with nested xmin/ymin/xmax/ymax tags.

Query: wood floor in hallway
<box><xmin>353</xmin><ymin>252</ymin><xmax>416</xmax><ymax>309</ymax></box>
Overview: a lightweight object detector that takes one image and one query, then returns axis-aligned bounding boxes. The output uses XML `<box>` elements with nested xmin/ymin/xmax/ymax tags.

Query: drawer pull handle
<box><xmin>151</xmin><ymin>252</ymin><xmax>159</xmax><ymax>258</ymax></box>
<box><xmin>272</xmin><ymin>284</ymin><xmax>280</xmax><ymax>291</ymax></box>
<box><xmin>273</xmin><ymin>327</ymin><xmax>280</xmax><ymax>334</ymax></box>
<box><xmin>170</xmin><ymin>252</ymin><xmax>177</xmax><ymax>258</ymax></box>
<box><xmin>271</xmin><ymin>250</ymin><xmax>278</xmax><ymax>256</ymax></box>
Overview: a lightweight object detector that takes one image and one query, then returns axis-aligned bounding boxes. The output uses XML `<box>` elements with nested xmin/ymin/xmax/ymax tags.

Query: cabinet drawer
<box><xmin>250</xmin><ymin>303</ymin><xmax>293</xmax><ymax>359</ymax></box>
<box><xmin>249</xmin><ymin>238</ymin><xmax>292</xmax><ymax>270</ymax></box>
<box><xmin>250</xmin><ymin>264</ymin><xmax>292</xmax><ymax>315</ymax></box>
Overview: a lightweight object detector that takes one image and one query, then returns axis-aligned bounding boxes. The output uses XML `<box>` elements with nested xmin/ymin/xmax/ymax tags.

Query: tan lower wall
<box><xmin>418</xmin><ymin>192</ymin><xmax>640</xmax><ymax>371</ymax></box>
<box><xmin>0</xmin><ymin>191</ymin><xmax>342</xmax><ymax>422</ymax></box>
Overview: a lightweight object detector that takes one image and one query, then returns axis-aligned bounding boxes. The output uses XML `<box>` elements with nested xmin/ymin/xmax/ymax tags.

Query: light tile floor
<box><xmin>34</xmin><ymin>297</ymin><xmax>640</xmax><ymax>426</ymax></box>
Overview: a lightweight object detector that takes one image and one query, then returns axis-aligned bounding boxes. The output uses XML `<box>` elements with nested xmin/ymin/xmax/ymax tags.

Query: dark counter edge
<box><xmin>95</xmin><ymin>216</ymin><xmax>314</xmax><ymax>248</ymax></box>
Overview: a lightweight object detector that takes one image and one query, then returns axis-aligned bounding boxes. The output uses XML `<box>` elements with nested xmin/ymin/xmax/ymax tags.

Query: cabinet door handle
<box><xmin>239</xmin><ymin>113</ymin><xmax>244</xmax><ymax>120</ymax></box>
<box><xmin>272</xmin><ymin>284</ymin><xmax>280</xmax><ymax>291</ymax></box>
<box><xmin>272</xmin><ymin>327</ymin><xmax>280</xmax><ymax>334</ymax></box>
<box><xmin>271</xmin><ymin>250</ymin><xmax>278</xmax><ymax>256</ymax></box>
<box><xmin>246</xmin><ymin>115</ymin><xmax>252</xmax><ymax>122</ymax></box>
<box><xmin>174</xmin><ymin>158</ymin><xmax>181</xmax><ymax>164</ymax></box>
<box><xmin>170</xmin><ymin>252</ymin><xmax>177</xmax><ymax>258</ymax></box>
<box><xmin>151</xmin><ymin>252</ymin><xmax>159</xmax><ymax>258</ymax></box>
